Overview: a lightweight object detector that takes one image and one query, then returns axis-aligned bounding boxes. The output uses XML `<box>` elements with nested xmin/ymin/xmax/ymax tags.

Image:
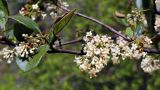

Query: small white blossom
<box><xmin>86</xmin><ymin>31</ymin><xmax>92</xmax><ymax>37</ymax></box>
<box><xmin>126</xmin><ymin>8</ymin><xmax>143</xmax><ymax>25</ymax></box>
<box><xmin>19</xmin><ymin>7</ymin><xmax>25</xmax><ymax>16</ymax></box>
<box><xmin>41</xmin><ymin>13</ymin><xmax>47</xmax><ymax>19</ymax></box>
<box><xmin>32</xmin><ymin>4</ymin><xmax>39</xmax><ymax>10</ymax></box>
<box><xmin>131</xmin><ymin>43</ymin><xmax>138</xmax><ymax>50</ymax></box>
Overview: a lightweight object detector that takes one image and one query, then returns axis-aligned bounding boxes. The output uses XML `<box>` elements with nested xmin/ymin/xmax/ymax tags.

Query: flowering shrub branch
<box><xmin>0</xmin><ymin>0</ymin><xmax>160</xmax><ymax>78</ymax></box>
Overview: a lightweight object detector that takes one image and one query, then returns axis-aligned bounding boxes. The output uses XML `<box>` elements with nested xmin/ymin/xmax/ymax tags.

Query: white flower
<box><xmin>94</xmin><ymin>48</ymin><xmax>101</xmax><ymax>55</ymax></box>
<box><xmin>112</xmin><ymin>56</ymin><xmax>119</xmax><ymax>64</ymax></box>
<box><xmin>31</xmin><ymin>15</ymin><xmax>36</xmax><ymax>20</ymax></box>
<box><xmin>32</xmin><ymin>4</ymin><xmax>39</xmax><ymax>10</ymax></box>
<box><xmin>83</xmin><ymin>36</ymin><xmax>89</xmax><ymax>42</ymax></box>
<box><xmin>41</xmin><ymin>13</ymin><xmax>47</xmax><ymax>19</ymax></box>
<box><xmin>144</xmin><ymin>36</ymin><xmax>152</xmax><ymax>44</ymax></box>
<box><xmin>74</xmin><ymin>56</ymin><xmax>82</xmax><ymax>65</ymax></box>
<box><xmin>86</xmin><ymin>31</ymin><xmax>92</xmax><ymax>37</ymax></box>
<box><xmin>50</xmin><ymin>12</ymin><xmax>57</xmax><ymax>18</ymax></box>
<box><xmin>22</xmin><ymin>34</ymin><xmax>28</xmax><ymax>38</ymax></box>
<box><xmin>86</xmin><ymin>50</ymin><xmax>93</xmax><ymax>57</ymax></box>
<box><xmin>116</xmin><ymin>36</ymin><xmax>127</xmax><ymax>47</ymax></box>
<box><xmin>19</xmin><ymin>7</ymin><xmax>25</xmax><ymax>16</ymax></box>
<box><xmin>131</xmin><ymin>43</ymin><xmax>138</xmax><ymax>50</ymax></box>
<box><xmin>93</xmin><ymin>35</ymin><xmax>101</xmax><ymax>43</ymax></box>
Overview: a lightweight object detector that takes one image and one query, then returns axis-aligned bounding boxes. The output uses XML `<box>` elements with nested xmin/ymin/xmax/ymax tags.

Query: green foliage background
<box><xmin>0</xmin><ymin>0</ymin><xmax>160</xmax><ymax>90</ymax></box>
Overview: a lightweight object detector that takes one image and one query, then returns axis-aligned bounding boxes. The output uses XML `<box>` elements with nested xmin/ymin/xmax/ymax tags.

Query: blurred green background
<box><xmin>0</xmin><ymin>0</ymin><xmax>160</xmax><ymax>90</ymax></box>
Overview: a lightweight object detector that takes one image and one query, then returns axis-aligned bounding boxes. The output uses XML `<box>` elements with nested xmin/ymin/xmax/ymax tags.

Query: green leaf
<box><xmin>10</xmin><ymin>15</ymin><xmax>41</xmax><ymax>33</ymax></box>
<box><xmin>0</xmin><ymin>0</ymin><xmax>9</xmax><ymax>29</ymax></box>
<box><xmin>13</xmin><ymin>23</ymin><xmax>34</xmax><ymax>41</ymax></box>
<box><xmin>54</xmin><ymin>10</ymin><xmax>75</xmax><ymax>34</ymax></box>
<box><xmin>49</xmin><ymin>10</ymin><xmax>75</xmax><ymax>43</ymax></box>
<box><xmin>125</xmin><ymin>27</ymin><xmax>133</xmax><ymax>38</ymax></box>
<box><xmin>143</xmin><ymin>0</ymin><xmax>155</xmax><ymax>36</ymax></box>
<box><xmin>16</xmin><ymin>44</ymin><xmax>49</xmax><ymax>72</ymax></box>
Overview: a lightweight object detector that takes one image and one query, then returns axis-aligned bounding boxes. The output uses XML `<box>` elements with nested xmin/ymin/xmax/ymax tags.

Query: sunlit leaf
<box><xmin>49</xmin><ymin>10</ymin><xmax>75</xmax><ymax>43</ymax></box>
<box><xmin>54</xmin><ymin>10</ymin><xmax>75</xmax><ymax>34</ymax></box>
<box><xmin>10</xmin><ymin>15</ymin><xmax>41</xmax><ymax>33</ymax></box>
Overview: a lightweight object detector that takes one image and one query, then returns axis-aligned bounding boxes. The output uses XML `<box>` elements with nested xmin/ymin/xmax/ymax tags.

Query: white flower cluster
<box><xmin>32</xmin><ymin>4</ymin><xmax>39</xmax><ymax>10</ymax></box>
<box><xmin>14</xmin><ymin>42</ymin><xmax>38</xmax><ymax>59</ymax></box>
<box><xmin>14</xmin><ymin>34</ymin><xmax>41</xmax><ymax>59</ymax></box>
<box><xmin>141</xmin><ymin>56</ymin><xmax>160</xmax><ymax>73</ymax></box>
<box><xmin>0</xmin><ymin>47</ymin><xmax>15</xmax><ymax>63</ymax></box>
<box><xmin>75</xmin><ymin>32</ymin><xmax>112</xmax><ymax>78</ymax></box>
<box><xmin>19</xmin><ymin>3</ymin><xmax>48</xmax><ymax>20</ymax></box>
<box><xmin>127</xmin><ymin>8</ymin><xmax>143</xmax><ymax>26</ymax></box>
<box><xmin>19</xmin><ymin>1</ymin><xmax>69</xmax><ymax>20</ymax></box>
<box><xmin>135</xmin><ymin>35</ymin><xmax>153</xmax><ymax>49</ymax></box>
<box><xmin>0</xmin><ymin>34</ymin><xmax>42</xmax><ymax>63</ymax></box>
<box><xmin>155</xmin><ymin>15</ymin><xmax>160</xmax><ymax>32</ymax></box>
<box><xmin>74</xmin><ymin>32</ymin><xmax>156</xmax><ymax>78</ymax></box>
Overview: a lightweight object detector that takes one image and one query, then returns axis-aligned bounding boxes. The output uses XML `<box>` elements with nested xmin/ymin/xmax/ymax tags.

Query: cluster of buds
<box><xmin>126</xmin><ymin>8</ymin><xmax>144</xmax><ymax>26</ymax></box>
<box><xmin>135</xmin><ymin>35</ymin><xmax>152</xmax><ymax>48</ymax></box>
<box><xmin>14</xmin><ymin>34</ymin><xmax>44</xmax><ymax>59</ymax></box>
<box><xmin>74</xmin><ymin>32</ymin><xmax>156</xmax><ymax>78</ymax></box>
<box><xmin>0</xmin><ymin>47</ymin><xmax>15</xmax><ymax>63</ymax></box>
<box><xmin>14</xmin><ymin>42</ymin><xmax>38</xmax><ymax>59</ymax></box>
<box><xmin>19</xmin><ymin>1</ymin><xmax>69</xmax><ymax>20</ymax></box>
<box><xmin>0</xmin><ymin>34</ymin><xmax>44</xmax><ymax>63</ymax></box>
<box><xmin>19</xmin><ymin>3</ymin><xmax>42</xmax><ymax>20</ymax></box>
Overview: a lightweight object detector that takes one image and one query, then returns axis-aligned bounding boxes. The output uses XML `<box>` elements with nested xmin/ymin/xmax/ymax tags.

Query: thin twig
<box><xmin>144</xmin><ymin>49</ymin><xmax>160</xmax><ymax>54</ymax></box>
<box><xmin>60</xmin><ymin>6</ymin><xmax>131</xmax><ymax>41</ymax></box>
<box><xmin>0</xmin><ymin>36</ymin><xmax>16</xmax><ymax>46</ymax></box>
<box><xmin>48</xmin><ymin>48</ymin><xmax>86</xmax><ymax>55</ymax></box>
<box><xmin>61</xmin><ymin>38</ymin><xmax>83</xmax><ymax>46</ymax></box>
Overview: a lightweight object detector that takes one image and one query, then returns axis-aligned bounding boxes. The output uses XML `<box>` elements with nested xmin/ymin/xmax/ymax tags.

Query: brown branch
<box><xmin>0</xmin><ymin>36</ymin><xmax>16</xmax><ymax>46</ymax></box>
<box><xmin>58</xmin><ymin>7</ymin><xmax>160</xmax><ymax>55</ymax></box>
<box><xmin>48</xmin><ymin>48</ymin><xmax>86</xmax><ymax>55</ymax></box>
<box><xmin>61</xmin><ymin>38</ymin><xmax>83</xmax><ymax>46</ymax></box>
<box><xmin>59</xmin><ymin>6</ymin><xmax>131</xmax><ymax>42</ymax></box>
<box><xmin>57</xmin><ymin>38</ymin><xmax>160</xmax><ymax>55</ymax></box>
<box><xmin>144</xmin><ymin>48</ymin><xmax>160</xmax><ymax>54</ymax></box>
